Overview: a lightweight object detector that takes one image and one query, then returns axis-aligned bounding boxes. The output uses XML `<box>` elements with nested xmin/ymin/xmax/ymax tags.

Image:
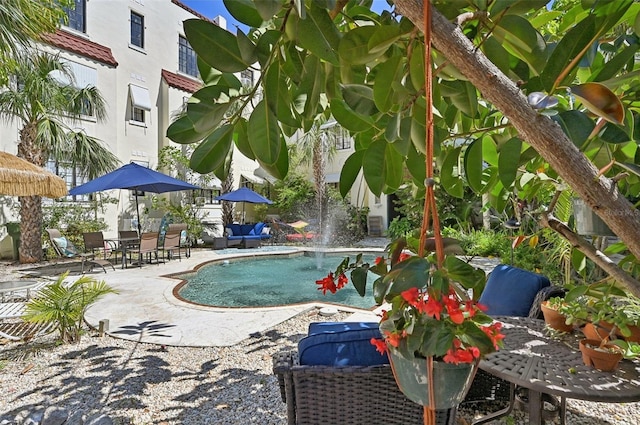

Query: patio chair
<box><xmin>133</xmin><ymin>232</ymin><xmax>162</xmax><ymax>267</ymax></box>
<box><xmin>161</xmin><ymin>226</ymin><xmax>183</xmax><ymax>261</ymax></box>
<box><xmin>46</xmin><ymin>229</ymin><xmax>113</xmax><ymax>273</ymax></box>
<box><xmin>168</xmin><ymin>223</ymin><xmax>190</xmax><ymax>258</ymax></box>
<box><xmin>83</xmin><ymin>231</ymin><xmax>120</xmax><ymax>264</ymax></box>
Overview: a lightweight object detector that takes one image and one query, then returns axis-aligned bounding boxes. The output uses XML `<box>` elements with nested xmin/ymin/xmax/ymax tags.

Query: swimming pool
<box><xmin>176</xmin><ymin>252</ymin><xmax>379</xmax><ymax>309</ymax></box>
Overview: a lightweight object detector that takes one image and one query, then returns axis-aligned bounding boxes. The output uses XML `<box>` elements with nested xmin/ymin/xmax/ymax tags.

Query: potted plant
<box><xmin>316</xmin><ymin>236</ymin><xmax>504</xmax><ymax>409</ymax></box>
<box><xmin>560</xmin><ymin>281</ymin><xmax>640</xmax><ymax>371</ymax></box>
<box><xmin>540</xmin><ymin>296</ymin><xmax>573</xmax><ymax>333</ymax></box>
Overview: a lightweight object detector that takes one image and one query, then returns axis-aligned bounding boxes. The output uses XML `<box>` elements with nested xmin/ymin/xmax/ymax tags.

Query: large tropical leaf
<box><xmin>373</xmin><ymin>55</ymin><xmax>404</xmax><ymax>113</ymax></box>
<box><xmin>184</xmin><ymin>19</ymin><xmax>250</xmax><ymax>73</ymax></box>
<box><xmin>464</xmin><ymin>138</ymin><xmax>484</xmax><ymax>193</ymax></box>
<box><xmin>492</xmin><ymin>15</ymin><xmax>547</xmax><ymax>75</ymax></box>
<box><xmin>338</xmin><ymin>26</ymin><xmax>380</xmax><ymax>65</ymax></box>
<box><xmin>441</xmin><ymin>147</ymin><xmax>464</xmax><ymax>198</ymax></box>
<box><xmin>286</xmin><ymin>2</ymin><xmax>340</xmax><ymax>65</ymax></box>
<box><xmin>248</xmin><ymin>100</ymin><xmax>281</xmax><ymax>165</ymax></box>
<box><xmin>497</xmin><ymin>138</ymin><xmax>522</xmax><ymax>189</ymax></box>
<box><xmin>340</xmin><ymin>150</ymin><xmax>365</xmax><ymax>197</ymax></box>
<box><xmin>190</xmin><ymin>124</ymin><xmax>234</xmax><ymax>174</ymax></box>
<box><xmin>223</xmin><ymin>0</ymin><xmax>263</xmax><ymax>27</ymax></box>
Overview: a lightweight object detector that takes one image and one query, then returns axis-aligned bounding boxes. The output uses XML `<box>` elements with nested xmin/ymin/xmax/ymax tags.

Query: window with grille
<box><xmin>179</xmin><ymin>36</ymin><xmax>198</xmax><ymax>77</ymax></box>
<box><xmin>190</xmin><ymin>189</ymin><xmax>221</xmax><ymax>205</ymax></box>
<box><xmin>63</xmin><ymin>0</ymin><xmax>86</xmax><ymax>33</ymax></box>
<box><xmin>131</xmin><ymin>12</ymin><xmax>144</xmax><ymax>48</ymax></box>
<box><xmin>48</xmin><ymin>160</ymin><xmax>89</xmax><ymax>201</ymax></box>
<box><xmin>333</xmin><ymin>127</ymin><xmax>352</xmax><ymax>150</ymax></box>
<box><xmin>132</xmin><ymin>107</ymin><xmax>145</xmax><ymax>123</ymax></box>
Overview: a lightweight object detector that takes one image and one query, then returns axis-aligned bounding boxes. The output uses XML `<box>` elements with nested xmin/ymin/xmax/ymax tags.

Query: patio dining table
<box><xmin>474</xmin><ymin>316</ymin><xmax>640</xmax><ymax>425</ymax></box>
<box><xmin>105</xmin><ymin>236</ymin><xmax>140</xmax><ymax>269</ymax></box>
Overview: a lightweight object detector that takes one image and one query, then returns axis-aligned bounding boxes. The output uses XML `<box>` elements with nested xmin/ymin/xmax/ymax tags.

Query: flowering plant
<box><xmin>316</xmin><ymin>237</ymin><xmax>504</xmax><ymax>364</ymax></box>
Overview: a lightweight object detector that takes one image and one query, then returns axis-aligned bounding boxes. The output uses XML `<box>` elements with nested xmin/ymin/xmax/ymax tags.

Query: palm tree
<box><xmin>0</xmin><ymin>53</ymin><xmax>119</xmax><ymax>263</ymax></box>
<box><xmin>293</xmin><ymin>118</ymin><xmax>339</xmax><ymax>232</ymax></box>
<box><xmin>0</xmin><ymin>0</ymin><xmax>69</xmax><ymax>83</ymax></box>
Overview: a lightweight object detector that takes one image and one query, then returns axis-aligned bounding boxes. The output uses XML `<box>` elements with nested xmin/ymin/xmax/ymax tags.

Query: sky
<box><xmin>180</xmin><ymin>0</ymin><xmax>392</xmax><ymax>33</ymax></box>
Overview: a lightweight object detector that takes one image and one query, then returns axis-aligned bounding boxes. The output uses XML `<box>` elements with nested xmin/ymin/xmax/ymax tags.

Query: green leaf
<box><xmin>481</xmin><ymin>135</ymin><xmax>498</xmax><ymax>166</ymax></box>
<box><xmin>384</xmin><ymin>143</ymin><xmax>404</xmax><ymax>192</ymax></box>
<box><xmin>264</xmin><ymin>64</ymin><xmax>299</xmax><ymax>127</ymax></box>
<box><xmin>254</xmin><ymin>0</ymin><xmax>281</xmax><ymax>21</ymax></box>
<box><xmin>341</xmin><ymin>84</ymin><xmax>378</xmax><ymax>115</ymax></box>
<box><xmin>184</xmin><ymin>19</ymin><xmax>248</xmax><ymax>73</ymax></box>
<box><xmin>491</xmin><ymin>0</ymin><xmax>548</xmax><ymax>15</ymax></box>
<box><xmin>166</xmin><ymin>115</ymin><xmax>204</xmax><ymax>145</ymax></box>
<box><xmin>248</xmin><ymin>100</ymin><xmax>281</xmax><ymax>165</ymax></box>
<box><xmin>297</xmin><ymin>55</ymin><xmax>325</xmax><ymax>119</ymax></box>
<box><xmin>492</xmin><ymin>15</ymin><xmax>547</xmax><ymax>75</ymax></box>
<box><xmin>441</xmin><ymin>147</ymin><xmax>464</xmax><ymax>198</ymax></box>
<box><xmin>590</xmin><ymin>44</ymin><xmax>639</xmax><ymax>83</ymax></box>
<box><xmin>552</xmin><ymin>111</ymin><xmax>595</xmax><ymax>149</ymax></box>
<box><xmin>256</xmin><ymin>30</ymin><xmax>282</xmax><ymax>68</ymax></box>
<box><xmin>368</xmin><ymin>25</ymin><xmax>405</xmax><ymax>55</ymax></box>
<box><xmin>330</xmin><ymin>98</ymin><xmax>374</xmax><ymax>132</ymax></box>
<box><xmin>190</xmin><ymin>124</ymin><xmax>234</xmax><ymax>173</ymax></box>
<box><xmin>406</xmin><ymin>147</ymin><xmax>426</xmax><ymax>187</ymax></box>
<box><xmin>497</xmin><ymin>138</ymin><xmax>522</xmax><ymax>189</ymax></box>
<box><xmin>223</xmin><ymin>0</ymin><xmax>263</xmax><ymax>27</ymax></box>
<box><xmin>338</xmin><ymin>26</ymin><xmax>379</xmax><ymax>65</ymax></box>
<box><xmin>257</xmin><ymin>139</ymin><xmax>289</xmax><ymax>180</ymax></box>
<box><xmin>340</xmin><ymin>150</ymin><xmax>365</xmax><ymax>197</ymax></box>
<box><xmin>287</xmin><ymin>3</ymin><xmax>340</xmax><ymax>65</ymax></box>
<box><xmin>464</xmin><ymin>138</ymin><xmax>484</xmax><ymax>193</ymax></box>
<box><xmin>351</xmin><ymin>267</ymin><xmax>368</xmax><ymax>297</ymax></box>
<box><xmin>482</xmin><ymin>36</ymin><xmax>512</xmax><ymax>75</ymax></box>
<box><xmin>373</xmin><ymin>55</ymin><xmax>404</xmax><ymax>112</ymax></box>
<box><xmin>438</xmin><ymin>80</ymin><xmax>478</xmax><ymax>118</ymax></box>
<box><xmin>409</xmin><ymin>44</ymin><xmax>424</xmax><ymax>91</ymax></box>
<box><xmin>236</xmin><ymin>30</ymin><xmax>258</xmax><ymax>66</ymax></box>
<box><xmin>363</xmin><ymin>139</ymin><xmax>388</xmax><ymax>196</ymax></box>
<box><xmin>233</xmin><ymin>118</ymin><xmax>254</xmax><ymax>160</ymax></box>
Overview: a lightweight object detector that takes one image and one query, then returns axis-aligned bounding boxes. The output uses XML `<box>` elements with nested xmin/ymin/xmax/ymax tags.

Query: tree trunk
<box><xmin>395</xmin><ymin>0</ymin><xmax>640</xmax><ymax>294</ymax></box>
<box><xmin>17</xmin><ymin>123</ymin><xmax>45</xmax><ymax>263</ymax></box>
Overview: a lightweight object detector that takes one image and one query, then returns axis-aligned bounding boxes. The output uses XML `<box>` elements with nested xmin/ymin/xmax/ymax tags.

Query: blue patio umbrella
<box><xmin>69</xmin><ymin>162</ymin><xmax>199</xmax><ymax>233</ymax></box>
<box><xmin>215</xmin><ymin>187</ymin><xmax>272</xmax><ymax>223</ymax></box>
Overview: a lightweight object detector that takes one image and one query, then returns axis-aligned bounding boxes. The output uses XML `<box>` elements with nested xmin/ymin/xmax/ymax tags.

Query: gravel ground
<box><xmin>1</xmin><ymin>308</ymin><xmax>639</xmax><ymax>425</ymax></box>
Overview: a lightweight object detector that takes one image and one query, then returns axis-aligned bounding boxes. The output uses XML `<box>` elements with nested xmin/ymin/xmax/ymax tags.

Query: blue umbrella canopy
<box><xmin>215</xmin><ymin>187</ymin><xmax>272</xmax><ymax>224</ymax></box>
<box><xmin>215</xmin><ymin>187</ymin><xmax>273</xmax><ymax>204</ymax></box>
<box><xmin>69</xmin><ymin>162</ymin><xmax>199</xmax><ymax>233</ymax></box>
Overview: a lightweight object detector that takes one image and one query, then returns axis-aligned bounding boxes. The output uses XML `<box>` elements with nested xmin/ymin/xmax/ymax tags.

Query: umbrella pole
<box><xmin>135</xmin><ymin>191</ymin><xmax>142</xmax><ymax>234</ymax></box>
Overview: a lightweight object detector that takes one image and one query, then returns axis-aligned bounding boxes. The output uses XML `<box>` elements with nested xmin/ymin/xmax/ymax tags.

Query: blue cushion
<box><xmin>479</xmin><ymin>264</ymin><xmax>550</xmax><ymax>317</ymax></box>
<box><xmin>228</xmin><ymin>224</ymin><xmax>242</xmax><ymax>236</ymax></box>
<box><xmin>253</xmin><ymin>222</ymin><xmax>265</xmax><ymax>235</ymax></box>
<box><xmin>298</xmin><ymin>322</ymin><xmax>389</xmax><ymax>367</ymax></box>
<box><xmin>240</xmin><ymin>224</ymin><xmax>254</xmax><ymax>235</ymax></box>
<box><xmin>242</xmin><ymin>235</ymin><xmax>262</xmax><ymax>241</ymax></box>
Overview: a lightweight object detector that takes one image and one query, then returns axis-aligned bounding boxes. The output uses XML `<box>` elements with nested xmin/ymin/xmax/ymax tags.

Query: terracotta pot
<box><xmin>581</xmin><ymin>322</ymin><xmax>610</xmax><ymax>341</ymax></box>
<box><xmin>579</xmin><ymin>339</ymin><xmax>623</xmax><ymax>371</ymax></box>
<box><xmin>625</xmin><ymin>324</ymin><xmax>640</xmax><ymax>343</ymax></box>
<box><xmin>540</xmin><ymin>302</ymin><xmax>573</xmax><ymax>333</ymax></box>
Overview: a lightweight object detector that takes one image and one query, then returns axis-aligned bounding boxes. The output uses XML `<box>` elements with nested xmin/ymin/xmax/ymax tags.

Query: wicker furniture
<box><xmin>273</xmin><ymin>350</ymin><xmax>457</xmax><ymax>425</ymax></box>
<box><xmin>475</xmin><ymin>316</ymin><xmax>640</xmax><ymax>425</ymax></box>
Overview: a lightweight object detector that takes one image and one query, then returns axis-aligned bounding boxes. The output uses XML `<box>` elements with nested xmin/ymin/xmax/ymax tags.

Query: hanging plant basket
<box><xmin>387</xmin><ymin>346</ymin><xmax>477</xmax><ymax>409</ymax></box>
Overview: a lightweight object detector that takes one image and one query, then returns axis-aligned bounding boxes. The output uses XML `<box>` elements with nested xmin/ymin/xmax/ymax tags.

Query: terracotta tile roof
<box><xmin>161</xmin><ymin>69</ymin><xmax>202</xmax><ymax>93</ymax></box>
<box><xmin>43</xmin><ymin>30</ymin><xmax>118</xmax><ymax>67</ymax></box>
<box><xmin>171</xmin><ymin>0</ymin><xmax>214</xmax><ymax>22</ymax></box>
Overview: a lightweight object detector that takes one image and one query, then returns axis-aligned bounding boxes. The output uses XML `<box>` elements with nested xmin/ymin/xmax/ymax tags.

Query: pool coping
<box><xmin>84</xmin><ymin>246</ymin><xmax>384</xmax><ymax>347</ymax></box>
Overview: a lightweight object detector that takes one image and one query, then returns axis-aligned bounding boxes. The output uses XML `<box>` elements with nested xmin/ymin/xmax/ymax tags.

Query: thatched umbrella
<box><xmin>0</xmin><ymin>151</ymin><xmax>67</xmax><ymax>198</ymax></box>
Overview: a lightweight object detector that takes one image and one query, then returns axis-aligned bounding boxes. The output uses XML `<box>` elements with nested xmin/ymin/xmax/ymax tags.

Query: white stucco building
<box><xmin>0</xmin><ymin>0</ymin><xmax>390</xmax><ymax>258</ymax></box>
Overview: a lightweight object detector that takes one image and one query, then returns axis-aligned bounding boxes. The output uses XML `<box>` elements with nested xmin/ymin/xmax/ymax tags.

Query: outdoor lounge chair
<box><xmin>0</xmin><ymin>301</ymin><xmax>53</xmax><ymax>342</ymax></box>
<box><xmin>46</xmin><ymin>229</ymin><xmax>113</xmax><ymax>273</ymax></box>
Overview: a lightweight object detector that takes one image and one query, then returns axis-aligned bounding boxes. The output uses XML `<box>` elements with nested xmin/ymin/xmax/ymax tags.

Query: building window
<box><xmin>333</xmin><ymin>127</ymin><xmax>351</xmax><ymax>150</ymax></box>
<box><xmin>63</xmin><ymin>0</ymin><xmax>86</xmax><ymax>33</ymax></box>
<box><xmin>241</xmin><ymin>69</ymin><xmax>253</xmax><ymax>86</ymax></box>
<box><xmin>132</xmin><ymin>107</ymin><xmax>145</xmax><ymax>123</ymax></box>
<box><xmin>130</xmin><ymin>12</ymin><xmax>144</xmax><ymax>48</ymax></box>
<box><xmin>179</xmin><ymin>36</ymin><xmax>198</xmax><ymax>77</ymax></box>
<box><xmin>190</xmin><ymin>189</ymin><xmax>221</xmax><ymax>205</ymax></box>
<box><xmin>48</xmin><ymin>160</ymin><xmax>89</xmax><ymax>201</ymax></box>
<box><xmin>129</xmin><ymin>84</ymin><xmax>151</xmax><ymax>124</ymax></box>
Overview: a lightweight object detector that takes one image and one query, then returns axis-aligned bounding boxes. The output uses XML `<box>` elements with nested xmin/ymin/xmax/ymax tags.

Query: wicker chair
<box><xmin>273</xmin><ymin>350</ymin><xmax>457</xmax><ymax>425</ymax></box>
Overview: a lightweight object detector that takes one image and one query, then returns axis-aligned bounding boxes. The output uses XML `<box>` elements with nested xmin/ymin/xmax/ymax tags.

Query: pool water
<box><xmin>177</xmin><ymin>253</ymin><xmax>378</xmax><ymax>309</ymax></box>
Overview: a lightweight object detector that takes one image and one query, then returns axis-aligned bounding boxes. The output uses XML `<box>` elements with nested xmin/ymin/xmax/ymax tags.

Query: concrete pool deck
<box><xmin>84</xmin><ymin>246</ymin><xmax>385</xmax><ymax>347</ymax></box>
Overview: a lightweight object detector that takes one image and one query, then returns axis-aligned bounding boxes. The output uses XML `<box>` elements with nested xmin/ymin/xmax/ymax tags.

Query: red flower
<box><xmin>370</xmin><ymin>338</ymin><xmax>387</xmax><ymax>355</ymax></box>
<box><xmin>384</xmin><ymin>330</ymin><xmax>404</xmax><ymax>348</ymax></box>
<box><xmin>401</xmin><ymin>287</ymin><xmax>420</xmax><ymax>305</ymax></box>
<box><xmin>423</xmin><ymin>297</ymin><xmax>443</xmax><ymax>320</ymax></box>
<box><xmin>336</xmin><ymin>273</ymin><xmax>348</xmax><ymax>289</ymax></box>
<box><xmin>481</xmin><ymin>322</ymin><xmax>505</xmax><ymax>349</ymax></box>
<box><xmin>444</xmin><ymin>295</ymin><xmax>464</xmax><ymax>324</ymax></box>
<box><xmin>375</xmin><ymin>256</ymin><xmax>385</xmax><ymax>265</ymax></box>
<box><xmin>398</xmin><ymin>252</ymin><xmax>411</xmax><ymax>262</ymax></box>
<box><xmin>464</xmin><ymin>300</ymin><xmax>478</xmax><ymax>318</ymax></box>
<box><xmin>315</xmin><ymin>272</ymin><xmax>337</xmax><ymax>294</ymax></box>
